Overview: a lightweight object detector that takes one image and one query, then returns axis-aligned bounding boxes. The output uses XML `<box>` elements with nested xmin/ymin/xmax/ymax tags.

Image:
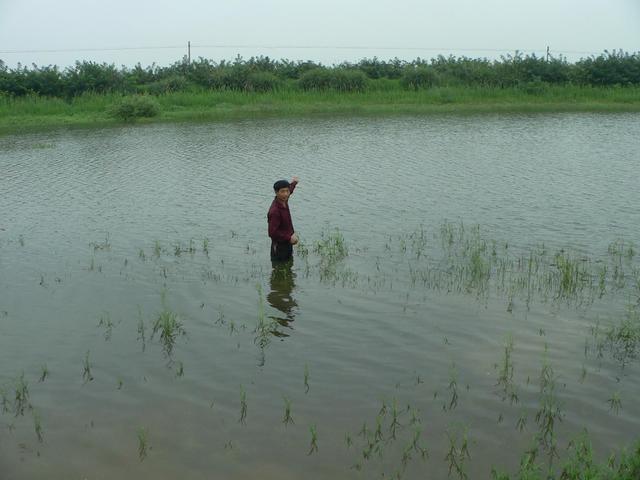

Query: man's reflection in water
<box><xmin>267</xmin><ymin>259</ymin><xmax>298</xmax><ymax>338</ymax></box>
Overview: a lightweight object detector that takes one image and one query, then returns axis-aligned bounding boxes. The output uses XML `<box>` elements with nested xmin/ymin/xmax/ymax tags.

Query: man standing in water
<box><xmin>268</xmin><ymin>176</ymin><xmax>299</xmax><ymax>262</ymax></box>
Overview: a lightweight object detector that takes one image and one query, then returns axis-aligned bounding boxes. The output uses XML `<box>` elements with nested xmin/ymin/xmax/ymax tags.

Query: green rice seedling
<box><xmin>345</xmin><ymin>433</ymin><xmax>353</xmax><ymax>448</ymax></box>
<box><xmin>409</xmin><ymin>427</ymin><xmax>428</xmax><ymax>460</ymax></box>
<box><xmin>613</xmin><ymin>264</ymin><xmax>626</xmax><ymax>290</ymax></box>
<box><xmin>88</xmin><ymin>257</ymin><xmax>95</xmax><ymax>271</ymax></box>
<box><xmin>82</xmin><ymin>350</ymin><xmax>94</xmax><ymax>383</ymax></box>
<box><xmin>138</xmin><ymin>249</ymin><xmax>146</xmax><ymax>261</ymax></box>
<box><xmin>203</xmin><ymin>238</ymin><xmax>209</xmax><ymax>256</ymax></box>
<box><xmin>516</xmin><ymin>412</ymin><xmax>527</xmax><ymax>432</ymax></box>
<box><xmin>314</xmin><ymin>227</ymin><xmax>349</xmax><ymax>282</ymax></box>
<box><xmin>358</xmin><ymin>422</ymin><xmax>369</xmax><ymax>439</ymax></box>
<box><xmin>374</xmin><ymin>414</ymin><xmax>384</xmax><ymax>442</ymax></box>
<box><xmin>173</xmin><ymin>243</ymin><xmax>182</xmax><ymax>256</ymax></box>
<box><xmin>282</xmin><ymin>396</ymin><xmax>294</xmax><ymax>426</ymax></box>
<box><xmin>253</xmin><ymin>284</ymin><xmax>275</xmax><ymax>351</ymax></box>
<box><xmin>215</xmin><ymin>306</ymin><xmax>226</xmax><ymax>326</ymax></box>
<box><xmin>239</xmin><ymin>386</ymin><xmax>247</xmax><ymax>425</ymax></box>
<box><xmin>33</xmin><ymin>410</ymin><xmax>43</xmax><ymax>442</ymax></box>
<box><xmin>90</xmin><ymin>233</ymin><xmax>111</xmax><ymax>251</ymax></box>
<box><xmin>598</xmin><ymin>264</ymin><xmax>607</xmax><ymax>297</ymax></box>
<box><xmin>154</xmin><ymin>240</ymin><xmax>161</xmax><ymax>257</ymax></box>
<box><xmin>117</xmin><ymin>378</ymin><xmax>123</xmax><ymax>390</ymax></box>
<box><xmin>0</xmin><ymin>389</ymin><xmax>9</xmax><ymax>414</ymax></box>
<box><xmin>389</xmin><ymin>398</ymin><xmax>402</xmax><ymax>439</ymax></box>
<box><xmin>13</xmin><ymin>373</ymin><xmax>30</xmax><ymax>416</ymax></box>
<box><xmin>447</xmin><ymin>364</ymin><xmax>459</xmax><ymax>411</ymax></box>
<box><xmin>18</xmin><ymin>235</ymin><xmax>25</xmax><ymax>247</ymax></box>
<box><xmin>97</xmin><ymin>312</ymin><xmax>114</xmax><ymax>341</ymax></box>
<box><xmin>445</xmin><ymin>427</ymin><xmax>471</xmax><ymax>480</ymax></box>
<box><xmin>608</xmin><ymin>392</ymin><xmax>622</xmax><ymax>414</ymax></box>
<box><xmin>304</xmin><ymin>364</ymin><xmax>310</xmax><ymax>393</ymax></box>
<box><xmin>603</xmin><ymin>306</ymin><xmax>640</xmax><ymax>366</ymax></box>
<box><xmin>137</xmin><ymin>427</ymin><xmax>149</xmax><ymax>461</ymax></box>
<box><xmin>308</xmin><ymin>424</ymin><xmax>318</xmax><ymax>455</ymax></box>
<box><xmin>151</xmin><ymin>305</ymin><xmax>186</xmax><ymax>357</ymax></box>
<box><xmin>535</xmin><ymin>359</ymin><xmax>563</xmax><ymax>466</ymax></box>
<box><xmin>137</xmin><ymin>308</ymin><xmax>146</xmax><ymax>352</ymax></box>
<box><xmin>409</xmin><ymin>407</ymin><xmax>421</xmax><ymax>426</ymax></box>
<box><xmin>496</xmin><ymin>335</ymin><xmax>514</xmax><ymax>400</ymax></box>
<box><xmin>296</xmin><ymin>239</ymin><xmax>309</xmax><ymax>258</ymax></box>
<box><xmin>175</xmin><ymin>361</ymin><xmax>184</xmax><ymax>377</ymax></box>
<box><xmin>38</xmin><ymin>364</ymin><xmax>49</xmax><ymax>383</ymax></box>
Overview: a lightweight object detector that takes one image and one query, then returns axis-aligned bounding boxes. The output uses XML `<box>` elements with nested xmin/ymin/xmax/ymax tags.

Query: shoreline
<box><xmin>2</xmin><ymin>86</ymin><xmax>640</xmax><ymax>135</ymax></box>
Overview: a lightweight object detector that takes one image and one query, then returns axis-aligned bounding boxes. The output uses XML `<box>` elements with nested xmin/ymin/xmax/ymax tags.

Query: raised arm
<box><xmin>289</xmin><ymin>177</ymin><xmax>299</xmax><ymax>194</ymax></box>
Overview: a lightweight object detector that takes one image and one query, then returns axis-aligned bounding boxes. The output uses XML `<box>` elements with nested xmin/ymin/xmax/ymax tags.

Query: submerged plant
<box><xmin>239</xmin><ymin>386</ymin><xmax>247</xmax><ymax>425</ymax></box>
<box><xmin>151</xmin><ymin>304</ymin><xmax>186</xmax><ymax>357</ymax></box>
<box><xmin>82</xmin><ymin>350</ymin><xmax>94</xmax><ymax>383</ymax></box>
<box><xmin>282</xmin><ymin>396</ymin><xmax>294</xmax><ymax>426</ymax></box>
<box><xmin>33</xmin><ymin>410</ymin><xmax>43</xmax><ymax>442</ymax></box>
<box><xmin>608</xmin><ymin>392</ymin><xmax>622</xmax><ymax>415</ymax></box>
<box><xmin>308</xmin><ymin>424</ymin><xmax>318</xmax><ymax>455</ymax></box>
<box><xmin>39</xmin><ymin>364</ymin><xmax>49</xmax><ymax>383</ymax></box>
<box><xmin>445</xmin><ymin>427</ymin><xmax>471</xmax><ymax>480</ymax></box>
<box><xmin>13</xmin><ymin>373</ymin><xmax>30</xmax><ymax>416</ymax></box>
<box><xmin>304</xmin><ymin>364</ymin><xmax>310</xmax><ymax>394</ymax></box>
<box><xmin>137</xmin><ymin>427</ymin><xmax>149</xmax><ymax>461</ymax></box>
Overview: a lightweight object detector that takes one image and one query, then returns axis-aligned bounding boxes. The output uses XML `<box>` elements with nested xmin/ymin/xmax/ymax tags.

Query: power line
<box><xmin>0</xmin><ymin>44</ymin><xmax>604</xmax><ymax>56</ymax></box>
<box><xmin>0</xmin><ymin>45</ymin><xmax>185</xmax><ymax>54</ymax></box>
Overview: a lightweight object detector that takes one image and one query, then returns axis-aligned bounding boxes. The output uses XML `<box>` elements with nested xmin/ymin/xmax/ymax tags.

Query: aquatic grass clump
<box><xmin>399</xmin><ymin>221</ymin><xmax>640</xmax><ymax>309</ymax></box>
<box><xmin>312</xmin><ymin>227</ymin><xmax>356</xmax><ymax>285</ymax></box>
<box><xmin>534</xmin><ymin>359</ymin><xmax>564</xmax><ymax>467</ymax></box>
<box><xmin>13</xmin><ymin>373</ymin><xmax>31</xmax><ymax>416</ymax></box>
<box><xmin>445</xmin><ymin>427</ymin><xmax>471</xmax><ymax>480</ymax></box>
<box><xmin>599</xmin><ymin>304</ymin><xmax>640</xmax><ymax>366</ymax></box>
<box><xmin>151</xmin><ymin>306</ymin><xmax>186</xmax><ymax>357</ymax></box>
<box><xmin>137</xmin><ymin>427</ymin><xmax>150</xmax><ymax>460</ymax></box>
<box><xmin>492</xmin><ymin>435</ymin><xmax>640</xmax><ymax>479</ymax></box>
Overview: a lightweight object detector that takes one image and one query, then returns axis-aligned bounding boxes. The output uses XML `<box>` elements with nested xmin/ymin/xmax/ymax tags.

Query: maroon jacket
<box><xmin>267</xmin><ymin>181</ymin><xmax>297</xmax><ymax>243</ymax></box>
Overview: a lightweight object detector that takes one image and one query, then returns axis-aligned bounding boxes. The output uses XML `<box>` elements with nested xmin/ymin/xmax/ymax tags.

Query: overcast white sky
<box><xmin>1</xmin><ymin>0</ymin><xmax>639</xmax><ymax>68</ymax></box>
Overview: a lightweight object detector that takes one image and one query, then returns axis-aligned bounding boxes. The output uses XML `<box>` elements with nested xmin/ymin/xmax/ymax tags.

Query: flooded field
<box><xmin>1</xmin><ymin>113</ymin><xmax>639</xmax><ymax>479</ymax></box>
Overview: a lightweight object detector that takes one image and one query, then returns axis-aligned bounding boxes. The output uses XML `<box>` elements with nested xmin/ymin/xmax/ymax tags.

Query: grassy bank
<box><xmin>2</xmin><ymin>83</ymin><xmax>640</xmax><ymax>134</ymax></box>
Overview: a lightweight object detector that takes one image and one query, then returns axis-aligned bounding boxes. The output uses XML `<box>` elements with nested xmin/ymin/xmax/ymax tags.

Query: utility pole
<box><xmin>188</xmin><ymin>41</ymin><xmax>191</xmax><ymax>64</ymax></box>
<box><xmin>546</xmin><ymin>46</ymin><xmax>550</xmax><ymax>62</ymax></box>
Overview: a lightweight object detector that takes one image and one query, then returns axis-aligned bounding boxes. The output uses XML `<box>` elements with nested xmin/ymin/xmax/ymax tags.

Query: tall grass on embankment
<box><xmin>1</xmin><ymin>83</ymin><xmax>640</xmax><ymax>133</ymax></box>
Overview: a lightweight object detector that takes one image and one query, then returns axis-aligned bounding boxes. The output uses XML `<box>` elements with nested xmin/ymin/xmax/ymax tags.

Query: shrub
<box><xmin>142</xmin><ymin>75</ymin><xmax>188</xmax><ymax>95</ymax></box>
<box><xmin>107</xmin><ymin>95</ymin><xmax>160</xmax><ymax>121</ymax></box>
<box><xmin>298</xmin><ymin>68</ymin><xmax>334</xmax><ymax>90</ymax></box>
<box><xmin>245</xmin><ymin>72</ymin><xmax>281</xmax><ymax>92</ymax></box>
<box><xmin>331</xmin><ymin>69</ymin><xmax>368</xmax><ymax>91</ymax></box>
<box><xmin>520</xmin><ymin>78</ymin><xmax>550</xmax><ymax>95</ymax></box>
<box><xmin>400</xmin><ymin>67</ymin><xmax>440</xmax><ymax>90</ymax></box>
<box><xmin>299</xmin><ymin>68</ymin><xmax>368</xmax><ymax>91</ymax></box>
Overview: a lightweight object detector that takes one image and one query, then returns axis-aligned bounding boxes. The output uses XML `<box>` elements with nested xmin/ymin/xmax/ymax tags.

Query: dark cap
<box><xmin>273</xmin><ymin>179</ymin><xmax>290</xmax><ymax>192</ymax></box>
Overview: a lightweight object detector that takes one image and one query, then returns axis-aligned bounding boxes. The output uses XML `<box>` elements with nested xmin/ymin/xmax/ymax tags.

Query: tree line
<box><xmin>1</xmin><ymin>50</ymin><xmax>639</xmax><ymax>97</ymax></box>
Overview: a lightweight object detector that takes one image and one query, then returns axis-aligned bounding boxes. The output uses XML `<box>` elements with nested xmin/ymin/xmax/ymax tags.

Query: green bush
<box><xmin>299</xmin><ymin>68</ymin><xmax>334</xmax><ymax>90</ymax></box>
<box><xmin>245</xmin><ymin>72</ymin><xmax>281</xmax><ymax>92</ymax></box>
<box><xmin>298</xmin><ymin>68</ymin><xmax>368</xmax><ymax>91</ymax></box>
<box><xmin>107</xmin><ymin>95</ymin><xmax>160</xmax><ymax>121</ymax></box>
<box><xmin>142</xmin><ymin>75</ymin><xmax>188</xmax><ymax>95</ymax></box>
<box><xmin>331</xmin><ymin>69</ymin><xmax>368</xmax><ymax>91</ymax></box>
<box><xmin>521</xmin><ymin>79</ymin><xmax>550</xmax><ymax>95</ymax></box>
<box><xmin>400</xmin><ymin>67</ymin><xmax>440</xmax><ymax>90</ymax></box>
